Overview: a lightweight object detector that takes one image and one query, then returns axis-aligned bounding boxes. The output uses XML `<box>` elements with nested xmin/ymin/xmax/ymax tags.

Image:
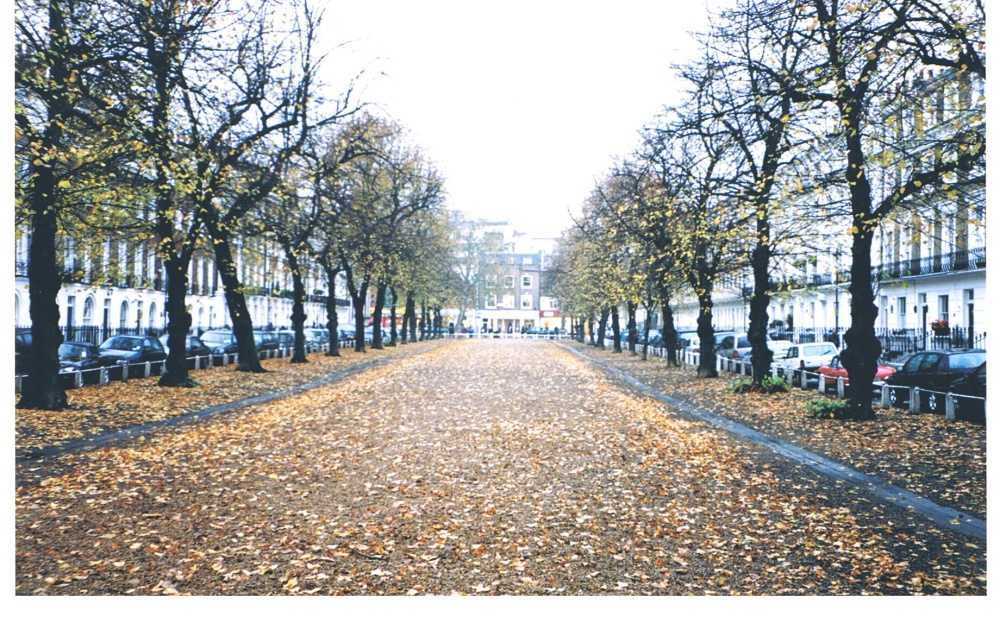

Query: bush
<box><xmin>807</xmin><ymin>398</ymin><xmax>850</xmax><ymax>420</ymax></box>
<box><xmin>727</xmin><ymin>376</ymin><xmax>790</xmax><ymax>394</ymax></box>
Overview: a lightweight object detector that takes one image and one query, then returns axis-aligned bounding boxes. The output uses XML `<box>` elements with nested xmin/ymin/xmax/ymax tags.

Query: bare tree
<box><xmin>15</xmin><ymin>0</ymin><xmax>138</xmax><ymax>408</ymax></box>
<box><xmin>780</xmin><ymin>0</ymin><xmax>985</xmax><ymax>418</ymax></box>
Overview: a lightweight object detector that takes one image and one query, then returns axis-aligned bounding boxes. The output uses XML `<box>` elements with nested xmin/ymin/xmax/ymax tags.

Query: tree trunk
<box><xmin>17</xmin><ymin>0</ymin><xmax>71</xmax><ymax>410</ymax></box>
<box><xmin>596</xmin><ymin>308</ymin><xmax>609</xmax><ymax>349</ymax></box>
<box><xmin>748</xmin><ymin>239</ymin><xmax>774</xmax><ymax>386</ymax></box>
<box><xmin>18</xmin><ymin>163</ymin><xmax>67</xmax><ymax>409</ymax></box>
<box><xmin>158</xmin><ymin>254</ymin><xmax>196</xmax><ymax>386</ymax></box>
<box><xmin>611</xmin><ymin>309</ymin><xmax>622</xmax><ymax>353</ymax></box>
<box><xmin>837</xmin><ymin>89</ymin><xmax>883</xmax><ymax>420</ymax></box>
<box><xmin>344</xmin><ymin>265</ymin><xmax>368</xmax><ymax>353</ymax></box>
<box><xmin>399</xmin><ymin>295</ymin><xmax>409</xmax><ymax>345</ymax></box>
<box><xmin>626</xmin><ymin>301</ymin><xmax>638</xmax><ymax>355</ymax></box>
<box><xmin>324</xmin><ymin>264</ymin><xmax>341</xmax><ymax>357</ymax></box>
<box><xmin>659</xmin><ymin>291</ymin><xmax>679</xmax><ymax>367</ymax></box>
<box><xmin>389</xmin><ymin>286</ymin><xmax>398</xmax><ymax>346</ymax></box>
<box><xmin>212</xmin><ymin>233</ymin><xmax>264</xmax><ymax>372</ymax></box>
<box><xmin>406</xmin><ymin>291</ymin><xmax>417</xmax><ymax>342</ymax></box>
<box><xmin>640</xmin><ymin>302</ymin><xmax>652</xmax><ymax>361</ymax></box>
<box><xmin>287</xmin><ymin>249</ymin><xmax>308</xmax><ymax>363</ymax></box>
<box><xmin>419</xmin><ymin>302</ymin><xmax>427</xmax><ymax>341</ymax></box>
<box><xmin>694</xmin><ymin>273</ymin><xmax>718</xmax><ymax>378</ymax></box>
<box><xmin>371</xmin><ymin>281</ymin><xmax>386</xmax><ymax>350</ymax></box>
<box><xmin>841</xmin><ymin>230</ymin><xmax>882</xmax><ymax>419</ymax></box>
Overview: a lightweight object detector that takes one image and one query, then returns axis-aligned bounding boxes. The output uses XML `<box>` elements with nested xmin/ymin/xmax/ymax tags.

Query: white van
<box><xmin>775</xmin><ymin>342</ymin><xmax>840</xmax><ymax>373</ymax></box>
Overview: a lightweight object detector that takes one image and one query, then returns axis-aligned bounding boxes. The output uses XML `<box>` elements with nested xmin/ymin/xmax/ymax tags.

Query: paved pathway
<box><xmin>15</xmin><ymin>339</ymin><xmax>986</xmax><ymax>595</ymax></box>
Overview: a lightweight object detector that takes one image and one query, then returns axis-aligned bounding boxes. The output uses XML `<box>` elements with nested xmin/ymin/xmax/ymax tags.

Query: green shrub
<box><xmin>807</xmin><ymin>398</ymin><xmax>850</xmax><ymax>420</ymax></box>
<box><xmin>759</xmin><ymin>376</ymin><xmax>790</xmax><ymax>393</ymax></box>
<box><xmin>727</xmin><ymin>376</ymin><xmax>790</xmax><ymax>394</ymax></box>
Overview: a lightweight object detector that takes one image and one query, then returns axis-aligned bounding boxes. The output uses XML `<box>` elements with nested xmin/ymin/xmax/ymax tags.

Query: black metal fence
<box><xmin>767</xmin><ymin>325</ymin><xmax>983</xmax><ymax>360</ymax></box>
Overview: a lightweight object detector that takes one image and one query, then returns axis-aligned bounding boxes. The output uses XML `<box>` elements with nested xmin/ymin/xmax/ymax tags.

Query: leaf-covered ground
<box><xmin>568</xmin><ymin>342</ymin><xmax>987</xmax><ymax>521</ymax></box>
<box><xmin>15</xmin><ymin>340</ymin><xmax>449</xmax><ymax>456</ymax></box>
<box><xmin>15</xmin><ymin>339</ymin><xmax>987</xmax><ymax>595</ymax></box>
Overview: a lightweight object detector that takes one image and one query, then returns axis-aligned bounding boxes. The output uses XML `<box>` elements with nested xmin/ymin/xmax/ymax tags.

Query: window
<box><xmin>522</xmin><ymin>257</ymin><xmax>534</xmax><ymax>265</ymax></box>
<box><xmin>521</xmin><ymin>275</ymin><xmax>532</xmax><ymax>289</ymax></box>
<box><xmin>502</xmin><ymin>294</ymin><xmax>515</xmax><ymax>308</ymax></box>
<box><xmin>919</xmin><ymin>354</ymin><xmax>942</xmax><ymax>372</ymax></box>
<box><xmin>937</xmin><ymin>295</ymin><xmax>949</xmax><ymax>321</ymax></box>
<box><xmin>83</xmin><ymin>297</ymin><xmax>95</xmax><ymax>327</ymax></box>
<box><xmin>520</xmin><ymin>294</ymin><xmax>533</xmax><ymax>309</ymax></box>
<box><xmin>902</xmin><ymin>354</ymin><xmax>924</xmax><ymax>372</ymax></box>
<box><xmin>503</xmin><ymin>276</ymin><xmax>514</xmax><ymax>289</ymax></box>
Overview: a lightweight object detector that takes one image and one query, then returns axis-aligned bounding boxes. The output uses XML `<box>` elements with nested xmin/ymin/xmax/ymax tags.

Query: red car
<box><xmin>817</xmin><ymin>355</ymin><xmax>896</xmax><ymax>395</ymax></box>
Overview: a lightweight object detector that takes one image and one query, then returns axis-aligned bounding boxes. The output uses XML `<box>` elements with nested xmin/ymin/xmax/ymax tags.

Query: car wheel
<box><xmin>888</xmin><ymin>388</ymin><xmax>898</xmax><ymax>407</ymax></box>
<box><xmin>927</xmin><ymin>391</ymin><xmax>938</xmax><ymax>412</ymax></box>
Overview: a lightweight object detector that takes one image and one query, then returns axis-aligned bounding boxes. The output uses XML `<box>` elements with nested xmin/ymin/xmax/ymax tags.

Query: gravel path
<box><xmin>15</xmin><ymin>339</ymin><xmax>986</xmax><ymax>595</ymax></box>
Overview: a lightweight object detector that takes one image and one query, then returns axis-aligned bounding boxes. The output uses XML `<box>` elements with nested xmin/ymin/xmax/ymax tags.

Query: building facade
<box><xmin>14</xmin><ymin>228</ymin><xmax>356</xmax><ymax>344</ymax></box>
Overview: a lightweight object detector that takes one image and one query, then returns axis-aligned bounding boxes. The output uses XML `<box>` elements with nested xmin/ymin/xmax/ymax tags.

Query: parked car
<box><xmin>253</xmin><ymin>331</ymin><xmax>280</xmax><ymax>354</ymax></box>
<box><xmin>275</xmin><ymin>330</ymin><xmax>295</xmax><ymax>350</ymax></box>
<box><xmin>885</xmin><ymin>349</ymin><xmax>987</xmax><ymax>412</ymax></box>
<box><xmin>200</xmin><ymin>330</ymin><xmax>239</xmax><ymax>364</ymax></box>
<box><xmin>676</xmin><ymin>330</ymin><xmax>700</xmax><ymax>352</ymax></box>
<box><xmin>58</xmin><ymin>341</ymin><xmax>102</xmax><ymax>384</ymax></box>
<box><xmin>336</xmin><ymin>326</ymin><xmax>355</xmax><ymax>342</ymax></box>
<box><xmin>160</xmin><ymin>334</ymin><xmax>213</xmax><ymax>359</ymax></box>
<box><xmin>676</xmin><ymin>330</ymin><xmax>731</xmax><ymax>354</ymax></box>
<box><xmin>774</xmin><ymin>342</ymin><xmax>840</xmax><ymax>374</ymax></box>
<box><xmin>304</xmin><ymin>328</ymin><xmax>331</xmax><ymax>346</ymax></box>
<box><xmin>948</xmin><ymin>361</ymin><xmax>986</xmax><ymax>423</ymax></box>
<box><xmin>15</xmin><ymin>329</ymin><xmax>32</xmax><ymax>374</ymax></box>
<box><xmin>717</xmin><ymin>332</ymin><xmax>773</xmax><ymax>361</ymax></box>
<box><xmin>98</xmin><ymin>335</ymin><xmax>167</xmax><ymax>377</ymax></box>
<box><xmin>817</xmin><ymin>355</ymin><xmax>896</xmax><ymax>398</ymax></box>
<box><xmin>740</xmin><ymin>339</ymin><xmax>796</xmax><ymax>370</ymax></box>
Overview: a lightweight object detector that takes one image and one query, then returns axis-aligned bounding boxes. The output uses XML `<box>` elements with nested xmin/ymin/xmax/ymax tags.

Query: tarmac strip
<box><xmin>562</xmin><ymin>343</ymin><xmax>987</xmax><ymax>541</ymax></box>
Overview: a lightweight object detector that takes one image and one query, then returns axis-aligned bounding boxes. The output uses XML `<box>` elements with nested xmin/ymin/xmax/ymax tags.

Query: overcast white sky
<box><xmin>319</xmin><ymin>1</ymin><xmax>720</xmax><ymax>237</ymax></box>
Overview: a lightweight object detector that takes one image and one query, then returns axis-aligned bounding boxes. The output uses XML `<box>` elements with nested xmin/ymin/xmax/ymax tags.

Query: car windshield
<box><xmin>100</xmin><ymin>337</ymin><xmax>142</xmax><ymax>352</ymax></box>
<box><xmin>950</xmin><ymin>352</ymin><xmax>986</xmax><ymax>370</ymax></box>
<box><xmin>803</xmin><ymin>344</ymin><xmax>835</xmax><ymax>356</ymax></box>
<box><xmin>202</xmin><ymin>332</ymin><xmax>235</xmax><ymax>345</ymax></box>
<box><xmin>59</xmin><ymin>343</ymin><xmax>91</xmax><ymax>359</ymax></box>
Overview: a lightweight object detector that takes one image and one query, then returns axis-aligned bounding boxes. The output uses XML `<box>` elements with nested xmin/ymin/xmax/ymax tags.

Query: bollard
<box><xmin>121</xmin><ymin>363</ymin><xmax>129</xmax><ymax>382</ymax></box>
<box><xmin>144</xmin><ymin>362</ymin><xmax>151</xmax><ymax>379</ymax></box>
<box><xmin>817</xmin><ymin>375</ymin><xmax>826</xmax><ymax>395</ymax></box>
<box><xmin>16</xmin><ymin>375</ymin><xmax>22</xmax><ymax>395</ymax></box>
<box><xmin>100</xmin><ymin>367</ymin><xmax>108</xmax><ymax>386</ymax></box>
<box><xmin>881</xmin><ymin>385</ymin><xmax>891</xmax><ymax>408</ymax></box>
<box><xmin>74</xmin><ymin>371</ymin><xmax>82</xmax><ymax>389</ymax></box>
<box><xmin>945</xmin><ymin>394</ymin><xmax>956</xmax><ymax>421</ymax></box>
<box><xmin>786</xmin><ymin>370</ymin><xmax>794</xmax><ymax>388</ymax></box>
<box><xmin>910</xmin><ymin>388</ymin><xmax>921</xmax><ymax>414</ymax></box>
<box><xmin>836</xmin><ymin>377</ymin><xmax>845</xmax><ymax>399</ymax></box>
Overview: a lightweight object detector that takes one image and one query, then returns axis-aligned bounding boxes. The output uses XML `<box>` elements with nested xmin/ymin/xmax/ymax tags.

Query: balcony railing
<box><xmin>775</xmin><ymin>246</ymin><xmax>985</xmax><ymax>291</ymax></box>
